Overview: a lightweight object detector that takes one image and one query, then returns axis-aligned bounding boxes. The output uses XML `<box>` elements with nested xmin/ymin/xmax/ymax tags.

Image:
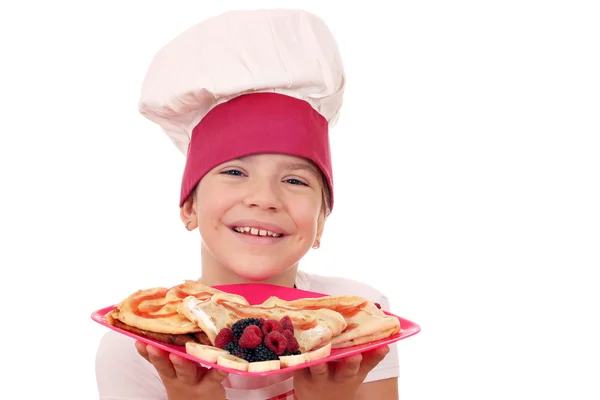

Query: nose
<box><xmin>243</xmin><ymin>178</ymin><xmax>283</xmax><ymax>211</ymax></box>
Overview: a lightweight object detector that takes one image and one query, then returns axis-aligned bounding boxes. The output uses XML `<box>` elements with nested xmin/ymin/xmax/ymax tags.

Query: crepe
<box><xmin>106</xmin><ymin>281</ymin><xmax>248</xmax><ymax>345</ymax></box>
<box><xmin>332</xmin><ymin>326</ymin><xmax>400</xmax><ymax>348</ymax></box>
<box><xmin>178</xmin><ymin>293</ymin><xmax>347</xmax><ymax>352</ymax></box>
<box><xmin>259</xmin><ymin>295</ymin><xmax>401</xmax><ymax>348</ymax></box>
<box><xmin>165</xmin><ymin>280</ymin><xmax>249</xmax><ymax>305</ymax></box>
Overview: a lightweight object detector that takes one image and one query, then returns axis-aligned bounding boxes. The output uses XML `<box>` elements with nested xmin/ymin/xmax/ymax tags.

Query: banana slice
<box><xmin>307</xmin><ymin>342</ymin><xmax>332</xmax><ymax>361</ymax></box>
<box><xmin>217</xmin><ymin>354</ymin><xmax>250</xmax><ymax>371</ymax></box>
<box><xmin>279</xmin><ymin>352</ymin><xmax>310</xmax><ymax>367</ymax></box>
<box><xmin>185</xmin><ymin>343</ymin><xmax>229</xmax><ymax>363</ymax></box>
<box><xmin>279</xmin><ymin>342</ymin><xmax>332</xmax><ymax>368</ymax></box>
<box><xmin>248</xmin><ymin>360</ymin><xmax>281</xmax><ymax>372</ymax></box>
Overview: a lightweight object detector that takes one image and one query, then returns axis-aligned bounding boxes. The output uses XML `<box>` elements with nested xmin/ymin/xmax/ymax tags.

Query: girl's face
<box><xmin>181</xmin><ymin>153</ymin><xmax>327</xmax><ymax>283</ymax></box>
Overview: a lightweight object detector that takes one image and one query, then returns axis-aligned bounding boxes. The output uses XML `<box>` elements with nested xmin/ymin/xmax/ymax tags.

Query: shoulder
<box><xmin>95</xmin><ymin>330</ymin><xmax>165</xmax><ymax>399</ymax></box>
<box><xmin>297</xmin><ymin>270</ymin><xmax>392</xmax><ymax>308</ymax></box>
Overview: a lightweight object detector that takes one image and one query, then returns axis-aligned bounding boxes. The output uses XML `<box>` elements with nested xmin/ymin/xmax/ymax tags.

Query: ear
<box><xmin>315</xmin><ymin>210</ymin><xmax>327</xmax><ymax>244</ymax></box>
<box><xmin>180</xmin><ymin>191</ymin><xmax>198</xmax><ymax>231</ymax></box>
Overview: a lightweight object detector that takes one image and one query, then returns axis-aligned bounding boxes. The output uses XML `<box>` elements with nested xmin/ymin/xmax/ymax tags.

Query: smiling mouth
<box><xmin>232</xmin><ymin>226</ymin><xmax>283</xmax><ymax>238</ymax></box>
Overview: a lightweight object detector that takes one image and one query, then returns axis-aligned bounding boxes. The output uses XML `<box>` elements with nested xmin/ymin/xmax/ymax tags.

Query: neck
<box><xmin>197</xmin><ymin>244</ymin><xmax>298</xmax><ymax>288</ymax></box>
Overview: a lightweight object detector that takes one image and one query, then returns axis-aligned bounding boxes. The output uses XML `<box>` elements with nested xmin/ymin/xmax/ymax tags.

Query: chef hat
<box><xmin>138</xmin><ymin>9</ymin><xmax>345</xmax><ymax>210</ymax></box>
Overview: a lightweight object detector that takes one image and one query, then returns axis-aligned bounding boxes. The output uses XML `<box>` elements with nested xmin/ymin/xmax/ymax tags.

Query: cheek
<box><xmin>289</xmin><ymin>199</ymin><xmax>321</xmax><ymax>235</ymax></box>
<box><xmin>195</xmin><ymin>186</ymin><xmax>235</xmax><ymax>228</ymax></box>
<box><xmin>197</xmin><ymin>201</ymin><xmax>226</xmax><ymax>229</ymax></box>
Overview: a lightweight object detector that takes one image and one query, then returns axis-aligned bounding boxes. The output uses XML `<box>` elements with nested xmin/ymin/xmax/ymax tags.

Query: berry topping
<box><xmin>282</xmin><ymin>329</ymin><xmax>300</xmax><ymax>353</ymax></box>
<box><xmin>239</xmin><ymin>325</ymin><xmax>263</xmax><ymax>349</ymax></box>
<box><xmin>280</xmin><ymin>316</ymin><xmax>294</xmax><ymax>332</ymax></box>
<box><xmin>214</xmin><ymin>328</ymin><xmax>234</xmax><ymax>349</ymax></box>
<box><xmin>218</xmin><ymin>317</ymin><xmax>301</xmax><ymax>362</ymax></box>
<box><xmin>232</xmin><ymin>318</ymin><xmax>262</xmax><ymax>340</ymax></box>
<box><xmin>264</xmin><ymin>331</ymin><xmax>288</xmax><ymax>355</ymax></box>
<box><xmin>261</xmin><ymin>319</ymin><xmax>282</xmax><ymax>336</ymax></box>
<box><xmin>375</xmin><ymin>303</ymin><xmax>382</xmax><ymax>309</ymax></box>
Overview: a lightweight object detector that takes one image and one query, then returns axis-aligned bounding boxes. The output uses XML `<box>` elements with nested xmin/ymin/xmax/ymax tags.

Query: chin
<box><xmin>226</xmin><ymin>259</ymin><xmax>292</xmax><ymax>282</ymax></box>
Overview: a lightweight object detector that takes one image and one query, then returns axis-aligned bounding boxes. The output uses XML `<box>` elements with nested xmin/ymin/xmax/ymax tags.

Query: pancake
<box><xmin>260</xmin><ymin>295</ymin><xmax>401</xmax><ymax>349</ymax></box>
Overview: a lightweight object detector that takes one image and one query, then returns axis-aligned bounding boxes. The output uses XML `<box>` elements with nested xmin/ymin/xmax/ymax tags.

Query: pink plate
<box><xmin>91</xmin><ymin>283</ymin><xmax>421</xmax><ymax>376</ymax></box>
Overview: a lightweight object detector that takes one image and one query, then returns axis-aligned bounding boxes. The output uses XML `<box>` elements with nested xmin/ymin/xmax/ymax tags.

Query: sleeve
<box><xmin>95</xmin><ymin>331</ymin><xmax>167</xmax><ymax>400</ymax></box>
<box><xmin>362</xmin><ymin>293</ymin><xmax>400</xmax><ymax>384</ymax></box>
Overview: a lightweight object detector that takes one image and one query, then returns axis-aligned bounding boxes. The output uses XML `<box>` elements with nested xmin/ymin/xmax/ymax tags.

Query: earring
<box><xmin>312</xmin><ymin>239</ymin><xmax>320</xmax><ymax>249</ymax></box>
<box><xmin>185</xmin><ymin>221</ymin><xmax>192</xmax><ymax>231</ymax></box>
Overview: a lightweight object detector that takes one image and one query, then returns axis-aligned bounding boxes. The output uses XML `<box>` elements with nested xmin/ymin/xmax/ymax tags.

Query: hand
<box><xmin>136</xmin><ymin>341</ymin><xmax>228</xmax><ymax>400</ymax></box>
<box><xmin>293</xmin><ymin>346</ymin><xmax>390</xmax><ymax>400</ymax></box>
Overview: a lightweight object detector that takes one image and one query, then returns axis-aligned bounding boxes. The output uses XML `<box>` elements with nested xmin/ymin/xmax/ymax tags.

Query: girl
<box><xmin>95</xmin><ymin>9</ymin><xmax>400</xmax><ymax>400</ymax></box>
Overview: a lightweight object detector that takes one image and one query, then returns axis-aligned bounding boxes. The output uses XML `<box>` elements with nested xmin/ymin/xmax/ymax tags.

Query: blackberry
<box><xmin>281</xmin><ymin>349</ymin><xmax>302</xmax><ymax>357</ymax></box>
<box><xmin>235</xmin><ymin>347</ymin><xmax>254</xmax><ymax>360</ymax></box>
<box><xmin>244</xmin><ymin>343</ymin><xmax>278</xmax><ymax>362</ymax></box>
<box><xmin>223</xmin><ymin>342</ymin><xmax>252</xmax><ymax>360</ymax></box>
<box><xmin>232</xmin><ymin>318</ymin><xmax>263</xmax><ymax>340</ymax></box>
<box><xmin>223</xmin><ymin>342</ymin><xmax>237</xmax><ymax>353</ymax></box>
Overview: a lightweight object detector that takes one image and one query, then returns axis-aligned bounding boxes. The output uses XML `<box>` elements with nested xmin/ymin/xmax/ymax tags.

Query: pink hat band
<box><xmin>180</xmin><ymin>93</ymin><xmax>334</xmax><ymax>210</ymax></box>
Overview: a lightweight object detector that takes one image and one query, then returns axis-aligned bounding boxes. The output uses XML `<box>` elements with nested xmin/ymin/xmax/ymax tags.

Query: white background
<box><xmin>1</xmin><ymin>1</ymin><xmax>599</xmax><ymax>399</ymax></box>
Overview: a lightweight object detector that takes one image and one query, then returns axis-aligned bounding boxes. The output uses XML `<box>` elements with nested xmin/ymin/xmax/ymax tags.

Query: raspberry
<box><xmin>280</xmin><ymin>316</ymin><xmax>294</xmax><ymax>332</ymax></box>
<box><xmin>282</xmin><ymin>329</ymin><xmax>293</xmax><ymax>337</ymax></box>
<box><xmin>238</xmin><ymin>325</ymin><xmax>263</xmax><ymax>349</ymax></box>
<box><xmin>261</xmin><ymin>319</ymin><xmax>282</xmax><ymax>336</ymax></box>
<box><xmin>214</xmin><ymin>328</ymin><xmax>233</xmax><ymax>349</ymax></box>
<box><xmin>282</xmin><ymin>329</ymin><xmax>300</xmax><ymax>353</ymax></box>
<box><xmin>231</xmin><ymin>318</ymin><xmax>262</xmax><ymax>340</ymax></box>
<box><xmin>264</xmin><ymin>331</ymin><xmax>288</xmax><ymax>355</ymax></box>
<box><xmin>375</xmin><ymin>303</ymin><xmax>382</xmax><ymax>309</ymax></box>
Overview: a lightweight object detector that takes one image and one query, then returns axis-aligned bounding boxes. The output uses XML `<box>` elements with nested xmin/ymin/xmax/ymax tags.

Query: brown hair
<box><xmin>321</xmin><ymin>180</ymin><xmax>332</xmax><ymax>217</ymax></box>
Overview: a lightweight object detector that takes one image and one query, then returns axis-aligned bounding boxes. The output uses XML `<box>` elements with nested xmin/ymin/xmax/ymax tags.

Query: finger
<box><xmin>200</xmin><ymin>367</ymin><xmax>229</xmax><ymax>387</ymax></box>
<box><xmin>334</xmin><ymin>353</ymin><xmax>363</xmax><ymax>382</ymax></box>
<box><xmin>135</xmin><ymin>341</ymin><xmax>151</xmax><ymax>363</ymax></box>
<box><xmin>169</xmin><ymin>353</ymin><xmax>199</xmax><ymax>385</ymax></box>
<box><xmin>358</xmin><ymin>346</ymin><xmax>390</xmax><ymax>378</ymax></box>
<box><xmin>147</xmin><ymin>345</ymin><xmax>176</xmax><ymax>379</ymax></box>
<box><xmin>307</xmin><ymin>361</ymin><xmax>330</xmax><ymax>384</ymax></box>
<box><xmin>292</xmin><ymin>363</ymin><xmax>312</xmax><ymax>383</ymax></box>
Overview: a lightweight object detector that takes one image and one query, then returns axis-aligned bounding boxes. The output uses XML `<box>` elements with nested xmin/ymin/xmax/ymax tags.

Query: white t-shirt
<box><xmin>95</xmin><ymin>271</ymin><xmax>400</xmax><ymax>400</ymax></box>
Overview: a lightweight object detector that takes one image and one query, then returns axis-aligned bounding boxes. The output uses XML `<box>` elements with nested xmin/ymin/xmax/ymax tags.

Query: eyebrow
<box><xmin>281</xmin><ymin>162</ymin><xmax>321</xmax><ymax>179</ymax></box>
<box><xmin>232</xmin><ymin>157</ymin><xmax>322</xmax><ymax>179</ymax></box>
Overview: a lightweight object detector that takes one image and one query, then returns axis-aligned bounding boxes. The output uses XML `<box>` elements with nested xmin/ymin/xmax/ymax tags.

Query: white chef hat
<box><xmin>138</xmin><ymin>9</ymin><xmax>345</xmax><ymax>210</ymax></box>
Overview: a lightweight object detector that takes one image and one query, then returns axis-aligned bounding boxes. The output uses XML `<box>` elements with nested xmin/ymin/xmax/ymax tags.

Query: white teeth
<box><xmin>233</xmin><ymin>226</ymin><xmax>282</xmax><ymax>237</ymax></box>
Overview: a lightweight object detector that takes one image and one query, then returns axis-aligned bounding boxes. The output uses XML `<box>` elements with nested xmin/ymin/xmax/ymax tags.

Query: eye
<box><xmin>221</xmin><ymin>169</ymin><xmax>244</xmax><ymax>176</ymax></box>
<box><xmin>285</xmin><ymin>178</ymin><xmax>309</xmax><ymax>186</ymax></box>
